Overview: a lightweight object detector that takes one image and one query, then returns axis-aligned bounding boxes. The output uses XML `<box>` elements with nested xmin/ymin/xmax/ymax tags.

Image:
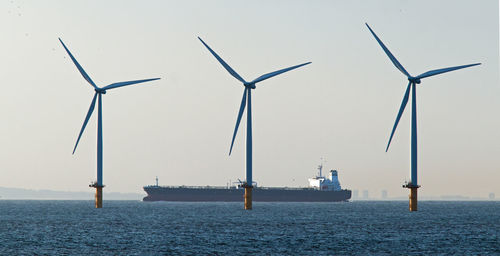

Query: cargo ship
<box><xmin>143</xmin><ymin>163</ymin><xmax>351</xmax><ymax>202</ymax></box>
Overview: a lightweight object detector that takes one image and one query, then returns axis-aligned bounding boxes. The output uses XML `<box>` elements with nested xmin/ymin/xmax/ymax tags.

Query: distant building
<box><xmin>489</xmin><ymin>193</ymin><xmax>495</xmax><ymax>200</ymax></box>
<box><xmin>362</xmin><ymin>190</ymin><xmax>369</xmax><ymax>199</ymax></box>
<box><xmin>381</xmin><ymin>190</ymin><xmax>388</xmax><ymax>199</ymax></box>
<box><xmin>353</xmin><ymin>190</ymin><xmax>359</xmax><ymax>199</ymax></box>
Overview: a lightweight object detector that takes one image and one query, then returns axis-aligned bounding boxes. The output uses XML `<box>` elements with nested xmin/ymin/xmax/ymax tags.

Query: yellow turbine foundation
<box><xmin>244</xmin><ymin>186</ymin><xmax>252</xmax><ymax>210</ymax></box>
<box><xmin>95</xmin><ymin>186</ymin><xmax>103</xmax><ymax>209</ymax></box>
<box><xmin>409</xmin><ymin>187</ymin><xmax>418</xmax><ymax>211</ymax></box>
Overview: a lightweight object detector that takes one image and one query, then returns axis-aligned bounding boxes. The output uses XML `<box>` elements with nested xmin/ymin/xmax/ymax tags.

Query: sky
<box><xmin>0</xmin><ymin>0</ymin><xmax>498</xmax><ymax>199</ymax></box>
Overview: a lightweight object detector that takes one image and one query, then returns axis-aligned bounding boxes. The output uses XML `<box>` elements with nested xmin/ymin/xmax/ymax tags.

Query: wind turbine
<box><xmin>365</xmin><ymin>23</ymin><xmax>480</xmax><ymax>211</ymax></box>
<box><xmin>59</xmin><ymin>38</ymin><xmax>160</xmax><ymax>208</ymax></box>
<box><xmin>198</xmin><ymin>37</ymin><xmax>311</xmax><ymax>210</ymax></box>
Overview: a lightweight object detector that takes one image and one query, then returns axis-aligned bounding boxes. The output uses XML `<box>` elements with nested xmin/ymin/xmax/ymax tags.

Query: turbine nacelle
<box><xmin>95</xmin><ymin>88</ymin><xmax>107</xmax><ymax>94</ymax></box>
<box><xmin>244</xmin><ymin>82</ymin><xmax>256</xmax><ymax>89</ymax></box>
<box><xmin>408</xmin><ymin>77</ymin><xmax>421</xmax><ymax>84</ymax></box>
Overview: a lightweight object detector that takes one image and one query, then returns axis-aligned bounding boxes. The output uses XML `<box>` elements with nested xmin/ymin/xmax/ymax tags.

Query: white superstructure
<box><xmin>308</xmin><ymin>163</ymin><xmax>342</xmax><ymax>191</ymax></box>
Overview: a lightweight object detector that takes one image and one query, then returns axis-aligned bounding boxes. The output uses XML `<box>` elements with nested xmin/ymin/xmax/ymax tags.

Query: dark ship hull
<box><xmin>143</xmin><ymin>186</ymin><xmax>351</xmax><ymax>202</ymax></box>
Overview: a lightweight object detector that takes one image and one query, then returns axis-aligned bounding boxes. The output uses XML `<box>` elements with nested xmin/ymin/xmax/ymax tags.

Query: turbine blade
<box><xmin>250</xmin><ymin>62</ymin><xmax>311</xmax><ymax>84</ymax></box>
<box><xmin>103</xmin><ymin>78</ymin><xmax>161</xmax><ymax>90</ymax></box>
<box><xmin>229</xmin><ymin>88</ymin><xmax>247</xmax><ymax>155</ymax></box>
<box><xmin>365</xmin><ymin>23</ymin><xmax>411</xmax><ymax>78</ymax></box>
<box><xmin>73</xmin><ymin>92</ymin><xmax>98</xmax><ymax>154</ymax></box>
<box><xmin>198</xmin><ymin>37</ymin><xmax>246</xmax><ymax>84</ymax></box>
<box><xmin>386</xmin><ymin>82</ymin><xmax>411</xmax><ymax>152</ymax></box>
<box><xmin>59</xmin><ymin>38</ymin><xmax>98</xmax><ymax>89</ymax></box>
<box><xmin>416</xmin><ymin>63</ymin><xmax>481</xmax><ymax>79</ymax></box>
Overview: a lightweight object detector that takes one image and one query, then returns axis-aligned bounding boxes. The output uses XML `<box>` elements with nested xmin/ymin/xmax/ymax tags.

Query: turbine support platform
<box><xmin>243</xmin><ymin>184</ymin><xmax>253</xmax><ymax>210</ymax></box>
<box><xmin>90</xmin><ymin>182</ymin><xmax>105</xmax><ymax>208</ymax></box>
<box><xmin>403</xmin><ymin>183</ymin><xmax>420</xmax><ymax>212</ymax></box>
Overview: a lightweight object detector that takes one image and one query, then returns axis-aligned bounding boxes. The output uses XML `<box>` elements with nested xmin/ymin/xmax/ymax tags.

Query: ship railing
<box><xmin>144</xmin><ymin>185</ymin><xmax>323</xmax><ymax>190</ymax></box>
<box><xmin>256</xmin><ymin>187</ymin><xmax>317</xmax><ymax>191</ymax></box>
<box><xmin>144</xmin><ymin>185</ymin><xmax>234</xmax><ymax>189</ymax></box>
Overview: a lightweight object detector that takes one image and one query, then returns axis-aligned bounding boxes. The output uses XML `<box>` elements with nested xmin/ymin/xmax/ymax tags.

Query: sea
<box><xmin>0</xmin><ymin>200</ymin><xmax>498</xmax><ymax>255</ymax></box>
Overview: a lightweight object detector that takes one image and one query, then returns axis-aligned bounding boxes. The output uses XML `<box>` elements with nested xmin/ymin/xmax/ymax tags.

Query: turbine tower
<box><xmin>59</xmin><ymin>38</ymin><xmax>160</xmax><ymax>208</ymax></box>
<box><xmin>198</xmin><ymin>37</ymin><xmax>311</xmax><ymax>210</ymax></box>
<box><xmin>365</xmin><ymin>23</ymin><xmax>480</xmax><ymax>211</ymax></box>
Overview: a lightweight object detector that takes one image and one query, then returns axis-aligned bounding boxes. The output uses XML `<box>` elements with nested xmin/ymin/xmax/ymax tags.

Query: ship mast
<box><xmin>318</xmin><ymin>157</ymin><xmax>325</xmax><ymax>177</ymax></box>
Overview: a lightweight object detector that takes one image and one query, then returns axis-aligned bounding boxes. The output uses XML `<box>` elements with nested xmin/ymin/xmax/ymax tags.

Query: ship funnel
<box><xmin>329</xmin><ymin>170</ymin><xmax>341</xmax><ymax>191</ymax></box>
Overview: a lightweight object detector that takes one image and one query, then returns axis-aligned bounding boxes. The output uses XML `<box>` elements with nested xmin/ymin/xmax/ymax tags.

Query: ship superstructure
<box><xmin>308</xmin><ymin>163</ymin><xmax>342</xmax><ymax>191</ymax></box>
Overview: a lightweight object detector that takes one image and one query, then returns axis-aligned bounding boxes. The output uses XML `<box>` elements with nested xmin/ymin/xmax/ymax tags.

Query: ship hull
<box><xmin>143</xmin><ymin>186</ymin><xmax>351</xmax><ymax>202</ymax></box>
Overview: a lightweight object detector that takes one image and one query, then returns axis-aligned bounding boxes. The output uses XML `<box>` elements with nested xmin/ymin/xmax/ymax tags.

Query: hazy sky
<box><xmin>0</xmin><ymin>0</ymin><xmax>498</xmax><ymax>198</ymax></box>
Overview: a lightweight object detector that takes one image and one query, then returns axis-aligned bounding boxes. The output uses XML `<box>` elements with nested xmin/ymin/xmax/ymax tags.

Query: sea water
<box><xmin>0</xmin><ymin>201</ymin><xmax>498</xmax><ymax>255</ymax></box>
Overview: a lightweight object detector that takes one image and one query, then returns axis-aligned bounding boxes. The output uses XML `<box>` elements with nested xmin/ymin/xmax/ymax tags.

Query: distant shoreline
<box><xmin>0</xmin><ymin>187</ymin><xmax>496</xmax><ymax>201</ymax></box>
<box><xmin>0</xmin><ymin>187</ymin><xmax>144</xmax><ymax>200</ymax></box>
